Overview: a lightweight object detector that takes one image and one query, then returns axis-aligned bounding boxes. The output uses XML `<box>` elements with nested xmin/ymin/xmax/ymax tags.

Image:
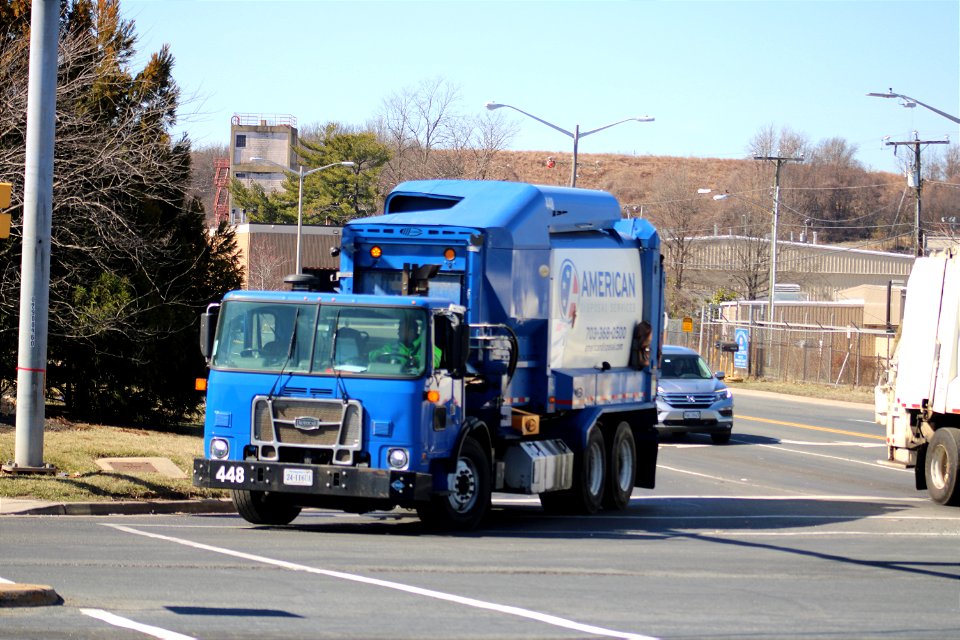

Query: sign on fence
<box><xmin>734</xmin><ymin>328</ymin><xmax>749</xmax><ymax>370</ymax></box>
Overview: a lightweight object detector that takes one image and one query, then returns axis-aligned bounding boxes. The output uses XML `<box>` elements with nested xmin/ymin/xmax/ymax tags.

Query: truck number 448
<box><xmin>215</xmin><ymin>465</ymin><xmax>245</xmax><ymax>484</ymax></box>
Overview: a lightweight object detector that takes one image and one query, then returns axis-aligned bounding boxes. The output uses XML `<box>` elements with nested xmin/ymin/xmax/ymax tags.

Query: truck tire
<box><xmin>540</xmin><ymin>428</ymin><xmax>606</xmax><ymax>515</ymax></box>
<box><xmin>417</xmin><ymin>436</ymin><xmax>491</xmax><ymax>530</ymax></box>
<box><xmin>231</xmin><ymin>490</ymin><xmax>302</xmax><ymax>525</ymax></box>
<box><xmin>925</xmin><ymin>427</ymin><xmax>960</xmax><ymax>506</ymax></box>
<box><xmin>602</xmin><ymin>421</ymin><xmax>636</xmax><ymax>511</ymax></box>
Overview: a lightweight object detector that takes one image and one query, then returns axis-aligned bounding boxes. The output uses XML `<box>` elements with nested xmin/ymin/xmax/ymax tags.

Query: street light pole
<box><xmin>249</xmin><ymin>157</ymin><xmax>355</xmax><ymax>273</ymax></box>
<box><xmin>867</xmin><ymin>89</ymin><xmax>960</xmax><ymax>125</ymax></box>
<box><xmin>484</xmin><ymin>102</ymin><xmax>653</xmax><ymax>187</ymax></box>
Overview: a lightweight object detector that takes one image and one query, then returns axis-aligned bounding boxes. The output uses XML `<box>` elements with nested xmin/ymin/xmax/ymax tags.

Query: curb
<box><xmin>0</xmin><ymin>583</ymin><xmax>62</xmax><ymax>608</ymax></box>
<box><xmin>3</xmin><ymin>499</ymin><xmax>235</xmax><ymax>517</ymax></box>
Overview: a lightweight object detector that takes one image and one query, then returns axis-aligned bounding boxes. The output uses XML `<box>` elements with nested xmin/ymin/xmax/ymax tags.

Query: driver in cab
<box><xmin>370</xmin><ymin>314</ymin><xmax>441</xmax><ymax>369</ymax></box>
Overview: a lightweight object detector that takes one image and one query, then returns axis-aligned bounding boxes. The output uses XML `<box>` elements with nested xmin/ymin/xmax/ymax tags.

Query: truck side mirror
<box><xmin>199</xmin><ymin>306</ymin><xmax>219</xmax><ymax>362</ymax></box>
<box><xmin>434</xmin><ymin>312</ymin><xmax>470</xmax><ymax>378</ymax></box>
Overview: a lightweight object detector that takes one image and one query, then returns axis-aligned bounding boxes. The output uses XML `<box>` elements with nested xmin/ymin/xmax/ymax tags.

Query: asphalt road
<box><xmin>1</xmin><ymin>390</ymin><xmax>958</xmax><ymax>639</ymax></box>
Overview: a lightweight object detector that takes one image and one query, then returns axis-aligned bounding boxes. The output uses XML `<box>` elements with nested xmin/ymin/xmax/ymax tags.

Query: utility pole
<box><xmin>754</xmin><ymin>154</ymin><xmax>803</xmax><ymax>373</ymax></box>
<box><xmin>3</xmin><ymin>0</ymin><xmax>59</xmax><ymax>475</ymax></box>
<box><xmin>884</xmin><ymin>133</ymin><xmax>949</xmax><ymax>257</ymax></box>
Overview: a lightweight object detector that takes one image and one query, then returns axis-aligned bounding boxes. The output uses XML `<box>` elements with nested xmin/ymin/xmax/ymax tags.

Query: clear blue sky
<box><xmin>122</xmin><ymin>0</ymin><xmax>959</xmax><ymax>173</ymax></box>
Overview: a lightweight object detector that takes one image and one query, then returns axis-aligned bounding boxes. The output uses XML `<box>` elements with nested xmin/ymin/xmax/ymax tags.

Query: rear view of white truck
<box><xmin>875</xmin><ymin>249</ymin><xmax>960</xmax><ymax>505</ymax></box>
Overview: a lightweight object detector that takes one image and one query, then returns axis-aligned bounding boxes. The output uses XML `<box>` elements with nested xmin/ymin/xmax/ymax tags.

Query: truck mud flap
<box><xmin>193</xmin><ymin>458</ymin><xmax>433</xmax><ymax>503</ymax></box>
<box><xmin>915</xmin><ymin>444</ymin><xmax>928</xmax><ymax>490</ymax></box>
<box><xmin>634</xmin><ymin>428</ymin><xmax>658</xmax><ymax>489</ymax></box>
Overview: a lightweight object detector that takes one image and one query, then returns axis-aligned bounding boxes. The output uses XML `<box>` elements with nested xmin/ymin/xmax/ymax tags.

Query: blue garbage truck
<box><xmin>193</xmin><ymin>180</ymin><xmax>665</xmax><ymax>529</ymax></box>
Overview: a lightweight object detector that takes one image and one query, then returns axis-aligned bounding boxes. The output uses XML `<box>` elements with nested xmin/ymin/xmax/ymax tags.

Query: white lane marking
<box><xmin>692</xmin><ymin>530</ymin><xmax>960</xmax><ymax>537</ymax></box>
<box><xmin>80</xmin><ymin>609</ymin><xmax>196</xmax><ymax>640</ymax></box>
<box><xmin>778</xmin><ymin>440</ymin><xmax>884</xmax><ymax>448</ymax></box>
<box><xmin>105</xmin><ymin>524</ymin><xmax>658</xmax><ymax>640</ymax></box>
<box><xmin>635</xmin><ymin>494</ymin><xmax>929</xmax><ymax>502</ymax></box>
<box><xmin>658</xmin><ymin>443</ymin><xmax>711</xmax><ymax>449</ymax></box>
<box><xmin>754</xmin><ymin>442</ymin><xmax>911</xmax><ymax>471</ymax></box>
<box><xmin>0</xmin><ymin>576</ymin><xmax>14</xmax><ymax>584</ymax></box>
<box><xmin>657</xmin><ymin>465</ymin><xmax>762</xmax><ymax>485</ymax></box>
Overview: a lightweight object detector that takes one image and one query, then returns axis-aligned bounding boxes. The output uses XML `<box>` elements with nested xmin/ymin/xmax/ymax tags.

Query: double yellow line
<box><xmin>739</xmin><ymin>415</ymin><xmax>885</xmax><ymax>441</ymax></box>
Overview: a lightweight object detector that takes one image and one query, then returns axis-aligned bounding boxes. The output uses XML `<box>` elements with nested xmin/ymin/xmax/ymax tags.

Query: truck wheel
<box><xmin>417</xmin><ymin>436</ymin><xmax>491</xmax><ymax>530</ymax></box>
<box><xmin>925</xmin><ymin>427</ymin><xmax>960</xmax><ymax>506</ymax></box>
<box><xmin>602</xmin><ymin>421</ymin><xmax>636</xmax><ymax>511</ymax></box>
<box><xmin>231</xmin><ymin>490</ymin><xmax>302</xmax><ymax>525</ymax></box>
<box><xmin>540</xmin><ymin>428</ymin><xmax>606</xmax><ymax>515</ymax></box>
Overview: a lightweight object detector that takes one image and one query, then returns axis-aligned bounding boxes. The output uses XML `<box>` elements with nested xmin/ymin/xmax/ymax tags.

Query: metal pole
<box><xmin>12</xmin><ymin>0</ymin><xmax>59</xmax><ymax>472</ymax></box>
<box><xmin>913</xmin><ymin>141</ymin><xmax>922</xmax><ymax>257</ymax></box>
<box><xmin>884</xmin><ymin>137</ymin><xmax>947</xmax><ymax>256</ymax></box>
<box><xmin>768</xmin><ymin>163</ymin><xmax>782</xmax><ymax>334</ymax></box>
<box><xmin>570</xmin><ymin>124</ymin><xmax>580</xmax><ymax>188</ymax></box>
<box><xmin>296</xmin><ymin>167</ymin><xmax>304</xmax><ymax>274</ymax></box>
<box><xmin>754</xmin><ymin>154</ymin><xmax>803</xmax><ymax>373</ymax></box>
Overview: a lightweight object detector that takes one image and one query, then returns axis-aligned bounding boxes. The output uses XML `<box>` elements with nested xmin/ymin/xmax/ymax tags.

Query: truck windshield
<box><xmin>315</xmin><ymin>305</ymin><xmax>428</xmax><ymax>377</ymax></box>
<box><xmin>211</xmin><ymin>301</ymin><xmax>317</xmax><ymax>373</ymax></box>
<box><xmin>211</xmin><ymin>300</ymin><xmax>429</xmax><ymax>378</ymax></box>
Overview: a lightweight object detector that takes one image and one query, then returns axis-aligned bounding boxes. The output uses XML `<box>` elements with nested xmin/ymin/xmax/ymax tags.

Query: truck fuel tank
<box><xmin>500</xmin><ymin>439</ymin><xmax>573</xmax><ymax>494</ymax></box>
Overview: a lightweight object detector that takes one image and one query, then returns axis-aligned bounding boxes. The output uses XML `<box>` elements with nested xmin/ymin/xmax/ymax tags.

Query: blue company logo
<box><xmin>558</xmin><ymin>259</ymin><xmax>580</xmax><ymax>323</ymax></box>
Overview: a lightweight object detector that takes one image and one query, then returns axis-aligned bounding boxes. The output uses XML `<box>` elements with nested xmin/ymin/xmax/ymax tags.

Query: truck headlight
<box><xmin>387</xmin><ymin>448</ymin><xmax>409</xmax><ymax>470</ymax></box>
<box><xmin>210</xmin><ymin>438</ymin><xmax>229</xmax><ymax>459</ymax></box>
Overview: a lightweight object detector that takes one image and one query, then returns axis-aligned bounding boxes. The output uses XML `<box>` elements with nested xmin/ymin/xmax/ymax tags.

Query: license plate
<box><xmin>283</xmin><ymin>468</ymin><xmax>313</xmax><ymax>487</ymax></box>
<box><xmin>683</xmin><ymin>410</ymin><xmax>701</xmax><ymax>420</ymax></box>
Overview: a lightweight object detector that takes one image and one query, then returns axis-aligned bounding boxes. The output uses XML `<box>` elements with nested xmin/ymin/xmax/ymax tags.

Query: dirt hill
<box><xmin>485</xmin><ymin>150</ymin><xmax>759</xmax><ymax>210</ymax></box>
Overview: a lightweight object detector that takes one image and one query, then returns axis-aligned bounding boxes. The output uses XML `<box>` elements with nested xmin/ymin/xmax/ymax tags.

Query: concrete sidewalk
<box><xmin>0</xmin><ymin>497</ymin><xmax>235</xmax><ymax>516</ymax></box>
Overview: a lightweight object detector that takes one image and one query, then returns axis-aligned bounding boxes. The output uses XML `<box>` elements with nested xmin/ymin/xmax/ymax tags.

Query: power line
<box><xmin>884</xmin><ymin>134</ymin><xmax>950</xmax><ymax>255</ymax></box>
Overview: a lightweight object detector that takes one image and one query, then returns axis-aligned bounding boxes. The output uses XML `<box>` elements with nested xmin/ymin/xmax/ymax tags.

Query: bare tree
<box><xmin>645</xmin><ymin>169</ymin><xmax>717</xmax><ymax>314</ymax></box>
<box><xmin>748</xmin><ymin>123</ymin><xmax>809</xmax><ymax>160</ymax></box>
<box><xmin>372</xmin><ymin>76</ymin><xmax>516</xmax><ymax>189</ymax></box>
<box><xmin>247</xmin><ymin>244</ymin><xmax>288</xmax><ymax>291</ymax></box>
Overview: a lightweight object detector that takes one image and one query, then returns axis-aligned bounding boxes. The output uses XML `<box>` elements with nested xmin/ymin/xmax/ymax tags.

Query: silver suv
<box><xmin>656</xmin><ymin>345</ymin><xmax>734</xmax><ymax>444</ymax></box>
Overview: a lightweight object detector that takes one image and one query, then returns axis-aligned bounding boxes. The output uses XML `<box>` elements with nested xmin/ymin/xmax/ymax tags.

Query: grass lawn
<box><xmin>0</xmin><ymin>418</ymin><xmax>225</xmax><ymax>503</ymax></box>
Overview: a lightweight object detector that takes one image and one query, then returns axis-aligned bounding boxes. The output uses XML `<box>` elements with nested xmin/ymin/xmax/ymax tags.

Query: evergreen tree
<box><xmin>230</xmin><ymin>122</ymin><xmax>389</xmax><ymax>225</ymax></box>
<box><xmin>0</xmin><ymin>0</ymin><xmax>243</xmax><ymax>422</ymax></box>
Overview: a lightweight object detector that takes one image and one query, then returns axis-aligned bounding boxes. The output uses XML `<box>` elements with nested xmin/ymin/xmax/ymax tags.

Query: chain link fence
<box><xmin>664</xmin><ymin>308</ymin><xmax>895</xmax><ymax>388</ymax></box>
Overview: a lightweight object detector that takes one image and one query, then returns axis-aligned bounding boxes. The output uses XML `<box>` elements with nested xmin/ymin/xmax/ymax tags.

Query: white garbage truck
<box><xmin>875</xmin><ymin>249</ymin><xmax>960</xmax><ymax>505</ymax></box>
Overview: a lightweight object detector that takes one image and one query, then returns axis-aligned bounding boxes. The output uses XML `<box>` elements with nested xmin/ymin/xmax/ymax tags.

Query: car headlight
<box><xmin>387</xmin><ymin>448</ymin><xmax>409</xmax><ymax>470</ymax></box>
<box><xmin>210</xmin><ymin>437</ymin><xmax>229</xmax><ymax>459</ymax></box>
<box><xmin>717</xmin><ymin>388</ymin><xmax>732</xmax><ymax>400</ymax></box>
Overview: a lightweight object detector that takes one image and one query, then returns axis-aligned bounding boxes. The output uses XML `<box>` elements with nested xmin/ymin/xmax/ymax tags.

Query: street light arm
<box><xmin>579</xmin><ymin>116</ymin><xmax>654</xmax><ymax>138</ymax></box>
<box><xmin>250</xmin><ymin>157</ymin><xmax>356</xmax><ymax>176</ymax></box>
<box><xmin>304</xmin><ymin>161</ymin><xmax>356</xmax><ymax>177</ymax></box>
<box><xmin>484</xmin><ymin>101</ymin><xmax>574</xmax><ymax>138</ymax></box>
<box><xmin>867</xmin><ymin>91</ymin><xmax>960</xmax><ymax>125</ymax></box>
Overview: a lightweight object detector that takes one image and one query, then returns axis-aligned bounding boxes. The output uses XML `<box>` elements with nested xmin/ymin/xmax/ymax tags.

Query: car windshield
<box><xmin>210</xmin><ymin>300</ymin><xmax>428</xmax><ymax>378</ymax></box>
<box><xmin>661</xmin><ymin>354</ymin><xmax>713</xmax><ymax>379</ymax></box>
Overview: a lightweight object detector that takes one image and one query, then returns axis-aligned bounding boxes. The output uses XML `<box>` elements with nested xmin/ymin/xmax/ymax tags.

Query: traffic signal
<box><xmin>0</xmin><ymin>182</ymin><xmax>11</xmax><ymax>239</ymax></box>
